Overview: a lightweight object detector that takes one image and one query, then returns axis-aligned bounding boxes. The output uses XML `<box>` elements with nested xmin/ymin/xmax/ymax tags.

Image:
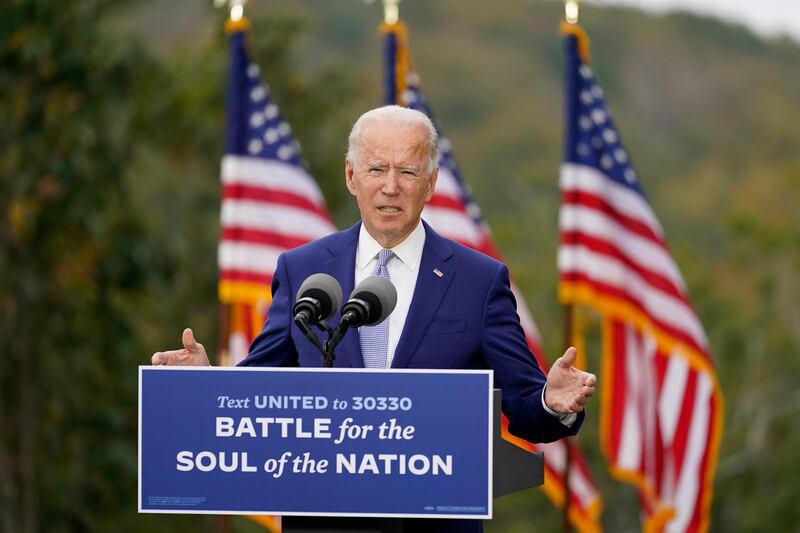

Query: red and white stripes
<box><xmin>559</xmin><ymin>163</ymin><xmax>709</xmax><ymax>359</ymax></box>
<box><xmin>219</xmin><ymin>154</ymin><xmax>336</xmax><ymax>292</ymax></box>
<box><xmin>559</xmin><ymin>161</ymin><xmax>722</xmax><ymax>533</ymax></box>
<box><xmin>601</xmin><ymin>321</ymin><xmax>719</xmax><ymax>532</ymax></box>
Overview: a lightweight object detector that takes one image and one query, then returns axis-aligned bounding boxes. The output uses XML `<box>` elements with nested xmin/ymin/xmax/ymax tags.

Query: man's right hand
<box><xmin>151</xmin><ymin>328</ymin><xmax>211</xmax><ymax>366</ymax></box>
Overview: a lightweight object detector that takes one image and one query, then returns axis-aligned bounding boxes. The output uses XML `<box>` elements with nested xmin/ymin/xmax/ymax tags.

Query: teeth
<box><xmin>379</xmin><ymin>207</ymin><xmax>399</xmax><ymax>212</ymax></box>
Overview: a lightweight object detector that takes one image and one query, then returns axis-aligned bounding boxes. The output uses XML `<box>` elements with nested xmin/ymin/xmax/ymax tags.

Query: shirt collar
<box><xmin>356</xmin><ymin>220</ymin><xmax>426</xmax><ymax>271</ymax></box>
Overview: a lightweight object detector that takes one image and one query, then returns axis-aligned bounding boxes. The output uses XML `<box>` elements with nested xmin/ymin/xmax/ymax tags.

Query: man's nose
<box><xmin>381</xmin><ymin>170</ymin><xmax>400</xmax><ymax>194</ymax></box>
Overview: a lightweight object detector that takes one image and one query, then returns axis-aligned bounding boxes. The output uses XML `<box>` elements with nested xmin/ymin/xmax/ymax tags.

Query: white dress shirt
<box><xmin>355</xmin><ymin>221</ymin><xmax>425</xmax><ymax>368</ymax></box>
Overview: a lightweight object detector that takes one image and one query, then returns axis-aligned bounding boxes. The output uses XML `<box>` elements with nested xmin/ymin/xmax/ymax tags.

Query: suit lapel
<box><xmin>322</xmin><ymin>223</ymin><xmax>363</xmax><ymax>368</ymax></box>
<box><xmin>391</xmin><ymin>222</ymin><xmax>455</xmax><ymax>368</ymax></box>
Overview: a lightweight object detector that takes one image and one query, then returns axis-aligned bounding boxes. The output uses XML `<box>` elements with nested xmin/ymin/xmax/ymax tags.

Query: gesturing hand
<box><xmin>544</xmin><ymin>346</ymin><xmax>596</xmax><ymax>413</ymax></box>
<box><xmin>151</xmin><ymin>328</ymin><xmax>211</xmax><ymax>367</ymax></box>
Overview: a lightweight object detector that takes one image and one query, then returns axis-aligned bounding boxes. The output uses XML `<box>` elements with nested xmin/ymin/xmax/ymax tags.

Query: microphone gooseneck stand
<box><xmin>293</xmin><ymin>314</ymin><xmax>338</xmax><ymax>367</ymax></box>
<box><xmin>321</xmin><ymin>309</ymin><xmax>364</xmax><ymax>367</ymax></box>
<box><xmin>296</xmin><ymin>297</ymin><xmax>373</xmax><ymax>368</ymax></box>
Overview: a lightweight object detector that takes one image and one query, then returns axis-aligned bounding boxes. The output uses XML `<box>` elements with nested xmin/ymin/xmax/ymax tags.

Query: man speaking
<box><xmin>152</xmin><ymin>105</ymin><xmax>596</xmax><ymax>529</ymax></box>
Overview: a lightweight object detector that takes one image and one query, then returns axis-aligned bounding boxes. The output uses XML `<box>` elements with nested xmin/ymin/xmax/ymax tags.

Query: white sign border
<box><xmin>138</xmin><ymin>365</ymin><xmax>494</xmax><ymax>520</ymax></box>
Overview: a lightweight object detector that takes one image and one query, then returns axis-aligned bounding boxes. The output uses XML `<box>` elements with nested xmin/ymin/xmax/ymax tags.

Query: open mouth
<box><xmin>378</xmin><ymin>206</ymin><xmax>401</xmax><ymax>213</ymax></box>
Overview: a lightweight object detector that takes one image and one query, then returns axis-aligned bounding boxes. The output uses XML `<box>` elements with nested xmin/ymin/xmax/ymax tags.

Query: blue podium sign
<box><xmin>139</xmin><ymin>367</ymin><xmax>493</xmax><ymax>519</ymax></box>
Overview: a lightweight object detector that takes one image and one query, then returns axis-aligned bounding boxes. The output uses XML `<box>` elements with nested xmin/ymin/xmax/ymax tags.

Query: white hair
<box><xmin>346</xmin><ymin>105</ymin><xmax>439</xmax><ymax>175</ymax></box>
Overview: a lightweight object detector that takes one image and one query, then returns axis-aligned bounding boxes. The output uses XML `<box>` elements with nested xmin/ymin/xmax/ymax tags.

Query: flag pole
<box><xmin>215</xmin><ymin>5</ymin><xmax>243</xmax><ymax>532</ymax></box>
<box><xmin>562</xmin><ymin>305</ymin><xmax>574</xmax><ymax>533</ymax></box>
<box><xmin>216</xmin><ymin>0</ymin><xmax>249</xmax><ymax>370</ymax></box>
<box><xmin>561</xmin><ymin>5</ymin><xmax>578</xmax><ymax>533</ymax></box>
<box><xmin>214</xmin><ymin>5</ymin><xmax>245</xmax><ymax>533</ymax></box>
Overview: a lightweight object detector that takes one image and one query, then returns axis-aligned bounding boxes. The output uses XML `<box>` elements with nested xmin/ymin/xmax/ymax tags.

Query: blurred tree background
<box><xmin>1</xmin><ymin>0</ymin><xmax>798</xmax><ymax>531</ymax></box>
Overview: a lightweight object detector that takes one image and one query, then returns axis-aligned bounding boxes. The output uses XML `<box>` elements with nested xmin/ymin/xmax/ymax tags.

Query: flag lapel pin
<box><xmin>433</xmin><ymin>268</ymin><xmax>444</xmax><ymax>278</ymax></box>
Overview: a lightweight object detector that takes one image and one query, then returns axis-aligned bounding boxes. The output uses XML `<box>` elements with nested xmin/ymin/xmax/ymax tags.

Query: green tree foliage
<box><xmin>0</xmin><ymin>1</ymin><xmax>356</xmax><ymax>531</ymax></box>
<box><xmin>0</xmin><ymin>1</ymin><xmax>162</xmax><ymax>530</ymax></box>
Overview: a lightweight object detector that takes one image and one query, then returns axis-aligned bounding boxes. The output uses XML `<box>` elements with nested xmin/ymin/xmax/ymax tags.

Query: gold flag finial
<box><xmin>565</xmin><ymin>0</ymin><xmax>579</xmax><ymax>24</ymax></box>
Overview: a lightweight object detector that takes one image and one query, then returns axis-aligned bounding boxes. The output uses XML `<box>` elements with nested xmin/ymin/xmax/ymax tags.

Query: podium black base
<box><xmin>281</xmin><ymin>516</ymin><xmax>485</xmax><ymax>532</ymax></box>
<box><xmin>282</xmin><ymin>516</ymin><xmax>403</xmax><ymax>533</ymax></box>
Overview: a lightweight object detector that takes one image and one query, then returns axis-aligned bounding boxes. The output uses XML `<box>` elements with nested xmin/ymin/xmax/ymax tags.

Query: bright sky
<box><xmin>586</xmin><ymin>0</ymin><xmax>800</xmax><ymax>42</ymax></box>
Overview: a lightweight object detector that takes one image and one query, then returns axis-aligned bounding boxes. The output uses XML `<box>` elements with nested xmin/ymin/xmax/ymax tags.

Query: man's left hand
<box><xmin>545</xmin><ymin>346</ymin><xmax>597</xmax><ymax>413</ymax></box>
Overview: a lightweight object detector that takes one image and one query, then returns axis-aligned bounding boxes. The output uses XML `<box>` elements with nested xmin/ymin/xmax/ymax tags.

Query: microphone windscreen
<box><xmin>296</xmin><ymin>273</ymin><xmax>343</xmax><ymax>321</ymax></box>
<box><xmin>350</xmin><ymin>276</ymin><xmax>397</xmax><ymax>325</ymax></box>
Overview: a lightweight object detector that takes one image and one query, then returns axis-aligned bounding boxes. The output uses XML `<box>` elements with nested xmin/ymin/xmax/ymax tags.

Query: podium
<box><xmin>139</xmin><ymin>368</ymin><xmax>544</xmax><ymax>529</ymax></box>
<box><xmin>282</xmin><ymin>389</ymin><xmax>544</xmax><ymax>533</ymax></box>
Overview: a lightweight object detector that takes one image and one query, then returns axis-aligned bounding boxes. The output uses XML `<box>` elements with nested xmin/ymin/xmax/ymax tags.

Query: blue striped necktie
<box><xmin>360</xmin><ymin>248</ymin><xmax>395</xmax><ymax>368</ymax></box>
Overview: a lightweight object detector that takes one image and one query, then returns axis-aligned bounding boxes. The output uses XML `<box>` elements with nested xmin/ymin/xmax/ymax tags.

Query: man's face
<box><xmin>345</xmin><ymin>121</ymin><xmax>438</xmax><ymax>248</ymax></box>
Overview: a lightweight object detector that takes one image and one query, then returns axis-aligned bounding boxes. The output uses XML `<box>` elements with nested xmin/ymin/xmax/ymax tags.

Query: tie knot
<box><xmin>377</xmin><ymin>248</ymin><xmax>394</xmax><ymax>268</ymax></box>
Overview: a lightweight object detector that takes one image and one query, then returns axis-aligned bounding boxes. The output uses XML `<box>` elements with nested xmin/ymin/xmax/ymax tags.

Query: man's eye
<box><xmin>368</xmin><ymin>168</ymin><xmax>384</xmax><ymax>175</ymax></box>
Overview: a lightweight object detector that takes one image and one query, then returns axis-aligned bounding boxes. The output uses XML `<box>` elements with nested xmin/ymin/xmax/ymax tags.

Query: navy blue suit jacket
<box><xmin>239</xmin><ymin>221</ymin><xmax>583</xmax><ymax>532</ymax></box>
<box><xmin>239</xmin><ymin>221</ymin><xmax>583</xmax><ymax>444</ymax></box>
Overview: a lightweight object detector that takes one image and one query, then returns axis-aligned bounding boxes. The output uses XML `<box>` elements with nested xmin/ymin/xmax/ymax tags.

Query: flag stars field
<box><xmin>248</xmin><ymin>139</ymin><xmax>262</xmax><ymax>154</ymax></box>
<box><xmin>264</xmin><ymin>128</ymin><xmax>279</xmax><ymax>144</ymax></box>
<box><xmin>250</xmin><ymin>112</ymin><xmax>265</xmax><ymax>128</ymax></box>
<box><xmin>235</xmin><ymin>65</ymin><xmax>304</xmax><ymax>166</ymax></box>
<box><xmin>250</xmin><ymin>85</ymin><xmax>267</xmax><ymax>102</ymax></box>
<box><xmin>591</xmin><ymin>108</ymin><xmax>607</xmax><ymax>125</ymax></box>
<box><xmin>277</xmin><ymin>145</ymin><xmax>293</xmax><ymax>160</ymax></box>
<box><xmin>569</xmin><ymin>55</ymin><xmax>646</xmax><ymax>195</ymax></box>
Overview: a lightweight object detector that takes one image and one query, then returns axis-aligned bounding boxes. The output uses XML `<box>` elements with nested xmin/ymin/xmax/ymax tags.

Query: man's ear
<box><xmin>425</xmin><ymin>167</ymin><xmax>439</xmax><ymax>201</ymax></box>
<box><xmin>345</xmin><ymin>159</ymin><xmax>357</xmax><ymax>195</ymax></box>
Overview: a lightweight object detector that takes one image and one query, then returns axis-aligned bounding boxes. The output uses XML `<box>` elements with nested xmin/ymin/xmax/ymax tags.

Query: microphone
<box><xmin>341</xmin><ymin>276</ymin><xmax>398</xmax><ymax>328</ymax></box>
<box><xmin>292</xmin><ymin>273</ymin><xmax>343</xmax><ymax>326</ymax></box>
<box><xmin>326</xmin><ymin>276</ymin><xmax>397</xmax><ymax>357</ymax></box>
<box><xmin>293</xmin><ymin>274</ymin><xmax>342</xmax><ymax>357</ymax></box>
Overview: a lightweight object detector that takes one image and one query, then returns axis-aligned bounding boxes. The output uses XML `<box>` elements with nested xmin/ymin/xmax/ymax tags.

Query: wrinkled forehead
<box><xmin>357</xmin><ymin>121</ymin><xmax>430</xmax><ymax>165</ymax></box>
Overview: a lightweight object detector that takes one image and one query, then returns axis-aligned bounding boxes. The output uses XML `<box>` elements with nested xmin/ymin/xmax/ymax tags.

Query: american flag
<box><xmin>218</xmin><ymin>27</ymin><xmax>335</xmax><ymax>361</ymax></box>
<box><xmin>382</xmin><ymin>21</ymin><xmax>602</xmax><ymax>533</ymax></box>
<box><xmin>558</xmin><ymin>24</ymin><xmax>723</xmax><ymax>532</ymax></box>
